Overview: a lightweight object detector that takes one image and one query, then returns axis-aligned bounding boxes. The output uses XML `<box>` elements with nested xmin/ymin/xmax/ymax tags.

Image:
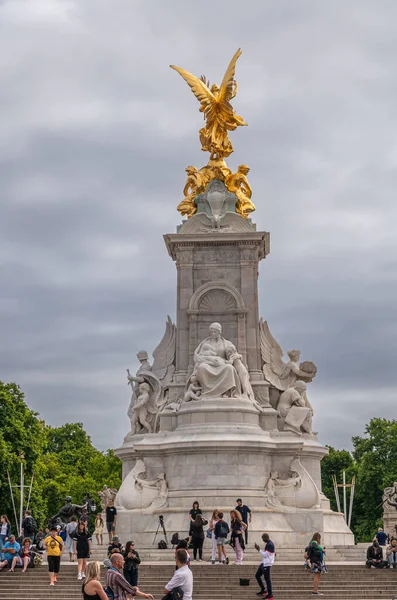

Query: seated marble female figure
<box><xmin>193</xmin><ymin>322</ymin><xmax>254</xmax><ymax>400</ymax></box>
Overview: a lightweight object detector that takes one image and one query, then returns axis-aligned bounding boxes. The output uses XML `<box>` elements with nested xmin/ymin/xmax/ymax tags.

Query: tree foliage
<box><xmin>0</xmin><ymin>381</ymin><xmax>121</xmax><ymax>532</ymax></box>
<box><xmin>321</xmin><ymin>418</ymin><xmax>397</xmax><ymax>541</ymax></box>
<box><xmin>350</xmin><ymin>418</ymin><xmax>397</xmax><ymax>541</ymax></box>
<box><xmin>321</xmin><ymin>446</ymin><xmax>354</xmax><ymax>512</ymax></box>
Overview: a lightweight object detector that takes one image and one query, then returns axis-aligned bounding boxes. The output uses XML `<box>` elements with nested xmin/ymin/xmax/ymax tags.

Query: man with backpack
<box><xmin>214</xmin><ymin>512</ymin><xmax>230</xmax><ymax>565</ymax></box>
<box><xmin>21</xmin><ymin>510</ymin><xmax>36</xmax><ymax>540</ymax></box>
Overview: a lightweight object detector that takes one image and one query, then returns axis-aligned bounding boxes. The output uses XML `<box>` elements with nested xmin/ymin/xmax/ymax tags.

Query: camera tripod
<box><xmin>153</xmin><ymin>515</ymin><xmax>168</xmax><ymax>546</ymax></box>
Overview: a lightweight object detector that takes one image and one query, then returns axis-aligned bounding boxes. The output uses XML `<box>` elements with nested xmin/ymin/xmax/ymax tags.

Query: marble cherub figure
<box><xmin>184</xmin><ymin>374</ymin><xmax>202</xmax><ymax>402</ymax></box>
<box><xmin>278</xmin><ymin>381</ymin><xmax>313</xmax><ymax>435</ymax></box>
<box><xmin>129</xmin><ymin>382</ymin><xmax>154</xmax><ymax>433</ymax></box>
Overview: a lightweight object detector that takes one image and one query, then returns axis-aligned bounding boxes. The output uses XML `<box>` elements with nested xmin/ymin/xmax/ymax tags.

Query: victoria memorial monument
<box><xmin>114</xmin><ymin>49</ymin><xmax>354</xmax><ymax>546</ymax></box>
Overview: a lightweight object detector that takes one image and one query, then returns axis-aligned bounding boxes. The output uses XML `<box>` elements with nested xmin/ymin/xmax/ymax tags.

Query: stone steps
<box><xmin>59</xmin><ymin>540</ymin><xmax>367</xmax><ymax>562</ymax></box>
<box><xmin>1</xmin><ymin>564</ymin><xmax>397</xmax><ymax>600</ymax></box>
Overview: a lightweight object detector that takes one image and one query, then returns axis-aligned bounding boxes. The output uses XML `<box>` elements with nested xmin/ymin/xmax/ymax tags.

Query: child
<box><xmin>214</xmin><ymin>512</ymin><xmax>230</xmax><ymax>565</ymax></box>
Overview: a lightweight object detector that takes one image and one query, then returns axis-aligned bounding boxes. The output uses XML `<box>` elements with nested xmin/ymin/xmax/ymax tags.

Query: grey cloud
<box><xmin>1</xmin><ymin>0</ymin><xmax>397</xmax><ymax>451</ymax></box>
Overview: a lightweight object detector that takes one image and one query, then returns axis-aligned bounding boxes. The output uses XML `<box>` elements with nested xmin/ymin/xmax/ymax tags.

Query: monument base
<box><xmin>115</xmin><ymin>395</ymin><xmax>354</xmax><ymax>547</ymax></box>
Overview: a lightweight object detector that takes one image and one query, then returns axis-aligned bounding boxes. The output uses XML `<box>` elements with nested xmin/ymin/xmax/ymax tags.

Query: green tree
<box><xmin>321</xmin><ymin>446</ymin><xmax>355</xmax><ymax>512</ymax></box>
<box><xmin>0</xmin><ymin>381</ymin><xmax>45</xmax><ymax>530</ymax></box>
<box><xmin>351</xmin><ymin>418</ymin><xmax>397</xmax><ymax>541</ymax></box>
<box><xmin>0</xmin><ymin>381</ymin><xmax>122</xmax><ymax>533</ymax></box>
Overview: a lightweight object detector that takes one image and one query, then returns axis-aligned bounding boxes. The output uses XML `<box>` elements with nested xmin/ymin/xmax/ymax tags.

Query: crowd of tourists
<box><xmin>5</xmin><ymin>500</ymin><xmax>396</xmax><ymax>598</ymax></box>
<box><xmin>187</xmin><ymin>499</ymin><xmax>252</xmax><ymax>565</ymax></box>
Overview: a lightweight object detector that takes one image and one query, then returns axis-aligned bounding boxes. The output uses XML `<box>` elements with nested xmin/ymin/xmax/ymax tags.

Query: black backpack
<box><xmin>25</xmin><ymin>516</ymin><xmax>36</xmax><ymax>533</ymax></box>
<box><xmin>307</xmin><ymin>543</ymin><xmax>321</xmax><ymax>562</ymax></box>
<box><xmin>158</xmin><ymin>540</ymin><xmax>167</xmax><ymax>549</ymax></box>
<box><xmin>218</xmin><ymin>521</ymin><xmax>229</xmax><ymax>538</ymax></box>
<box><xmin>171</xmin><ymin>533</ymin><xmax>180</xmax><ymax>546</ymax></box>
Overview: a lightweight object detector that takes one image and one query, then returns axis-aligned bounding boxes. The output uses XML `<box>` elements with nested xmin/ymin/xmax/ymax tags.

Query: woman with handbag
<box><xmin>123</xmin><ymin>540</ymin><xmax>141</xmax><ymax>587</ymax></box>
<box><xmin>230</xmin><ymin>510</ymin><xmax>247</xmax><ymax>565</ymax></box>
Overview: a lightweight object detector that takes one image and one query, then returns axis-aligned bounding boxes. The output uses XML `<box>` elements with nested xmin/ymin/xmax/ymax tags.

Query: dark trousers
<box><xmin>47</xmin><ymin>556</ymin><xmax>60</xmax><ymax>573</ymax></box>
<box><xmin>244</xmin><ymin>524</ymin><xmax>248</xmax><ymax>544</ymax></box>
<box><xmin>192</xmin><ymin>536</ymin><xmax>204</xmax><ymax>560</ymax></box>
<box><xmin>124</xmin><ymin>567</ymin><xmax>138</xmax><ymax>586</ymax></box>
<box><xmin>255</xmin><ymin>564</ymin><xmax>272</xmax><ymax>596</ymax></box>
<box><xmin>366</xmin><ymin>559</ymin><xmax>387</xmax><ymax>568</ymax></box>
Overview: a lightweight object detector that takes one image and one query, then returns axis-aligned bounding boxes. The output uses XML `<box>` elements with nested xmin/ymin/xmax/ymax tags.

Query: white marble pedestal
<box><xmin>115</xmin><ymin>396</ymin><xmax>354</xmax><ymax>547</ymax></box>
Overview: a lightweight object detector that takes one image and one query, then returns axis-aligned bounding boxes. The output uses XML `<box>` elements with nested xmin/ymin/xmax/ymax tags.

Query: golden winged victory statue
<box><xmin>170</xmin><ymin>49</ymin><xmax>256</xmax><ymax>219</ymax></box>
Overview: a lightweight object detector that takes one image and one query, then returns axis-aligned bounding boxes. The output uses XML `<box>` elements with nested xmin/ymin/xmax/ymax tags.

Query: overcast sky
<box><xmin>1</xmin><ymin>0</ymin><xmax>397</xmax><ymax>452</ymax></box>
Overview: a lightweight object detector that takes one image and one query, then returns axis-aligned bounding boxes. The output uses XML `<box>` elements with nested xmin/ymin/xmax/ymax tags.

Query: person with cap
<box><xmin>104</xmin><ymin>535</ymin><xmax>124</xmax><ymax>568</ymax></box>
<box><xmin>44</xmin><ymin>526</ymin><xmax>64</xmax><ymax>586</ymax></box>
<box><xmin>235</xmin><ymin>498</ymin><xmax>252</xmax><ymax>544</ymax></box>
<box><xmin>0</xmin><ymin>534</ymin><xmax>20</xmax><ymax>571</ymax></box>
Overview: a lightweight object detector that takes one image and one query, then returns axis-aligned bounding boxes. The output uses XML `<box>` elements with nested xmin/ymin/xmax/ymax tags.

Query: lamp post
<box><xmin>19</xmin><ymin>453</ymin><xmax>25</xmax><ymax>536</ymax></box>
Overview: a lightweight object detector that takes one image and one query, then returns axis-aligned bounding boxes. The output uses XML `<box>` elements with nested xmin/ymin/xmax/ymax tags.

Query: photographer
<box><xmin>190</xmin><ymin>514</ymin><xmax>208</xmax><ymax>562</ymax></box>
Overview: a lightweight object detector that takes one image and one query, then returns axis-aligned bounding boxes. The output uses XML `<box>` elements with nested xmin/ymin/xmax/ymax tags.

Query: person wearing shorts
<box><xmin>44</xmin><ymin>527</ymin><xmax>64</xmax><ymax>586</ymax></box>
<box><xmin>106</xmin><ymin>500</ymin><xmax>117</xmax><ymax>544</ymax></box>
<box><xmin>10</xmin><ymin>537</ymin><xmax>33</xmax><ymax>572</ymax></box>
<box><xmin>214</xmin><ymin>512</ymin><xmax>229</xmax><ymax>564</ymax></box>
<box><xmin>0</xmin><ymin>535</ymin><xmax>20</xmax><ymax>570</ymax></box>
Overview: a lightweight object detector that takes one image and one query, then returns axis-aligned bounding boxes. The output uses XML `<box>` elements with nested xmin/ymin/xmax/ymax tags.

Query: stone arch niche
<box><xmin>187</xmin><ymin>281</ymin><xmax>248</xmax><ymax>370</ymax></box>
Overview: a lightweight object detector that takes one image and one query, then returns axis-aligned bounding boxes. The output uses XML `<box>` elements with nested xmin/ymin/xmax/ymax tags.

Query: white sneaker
<box><xmin>82</xmin><ymin>573</ymin><xmax>86</xmax><ymax>579</ymax></box>
<box><xmin>77</xmin><ymin>573</ymin><xmax>82</xmax><ymax>580</ymax></box>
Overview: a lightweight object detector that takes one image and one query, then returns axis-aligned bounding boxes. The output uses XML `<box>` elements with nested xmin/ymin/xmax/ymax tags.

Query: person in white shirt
<box><xmin>254</xmin><ymin>533</ymin><xmax>275</xmax><ymax>600</ymax></box>
<box><xmin>164</xmin><ymin>549</ymin><xmax>193</xmax><ymax>600</ymax></box>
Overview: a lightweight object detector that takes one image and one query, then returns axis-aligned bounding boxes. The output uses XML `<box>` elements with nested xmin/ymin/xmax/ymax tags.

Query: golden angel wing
<box><xmin>218</xmin><ymin>48</ymin><xmax>242</xmax><ymax>106</ymax></box>
<box><xmin>170</xmin><ymin>64</ymin><xmax>217</xmax><ymax>115</ymax></box>
<box><xmin>216</xmin><ymin>50</ymin><xmax>246</xmax><ymax>125</ymax></box>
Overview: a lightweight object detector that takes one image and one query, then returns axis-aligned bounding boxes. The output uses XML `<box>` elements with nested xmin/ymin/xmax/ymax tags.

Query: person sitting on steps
<box><xmin>366</xmin><ymin>540</ymin><xmax>388</xmax><ymax>568</ymax></box>
<box><xmin>386</xmin><ymin>538</ymin><xmax>397</xmax><ymax>568</ymax></box>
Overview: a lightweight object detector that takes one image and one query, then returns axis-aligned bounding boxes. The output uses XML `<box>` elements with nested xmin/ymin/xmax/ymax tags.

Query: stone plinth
<box><xmin>163</xmin><ymin>231</ymin><xmax>270</xmax><ymax>405</ymax></box>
